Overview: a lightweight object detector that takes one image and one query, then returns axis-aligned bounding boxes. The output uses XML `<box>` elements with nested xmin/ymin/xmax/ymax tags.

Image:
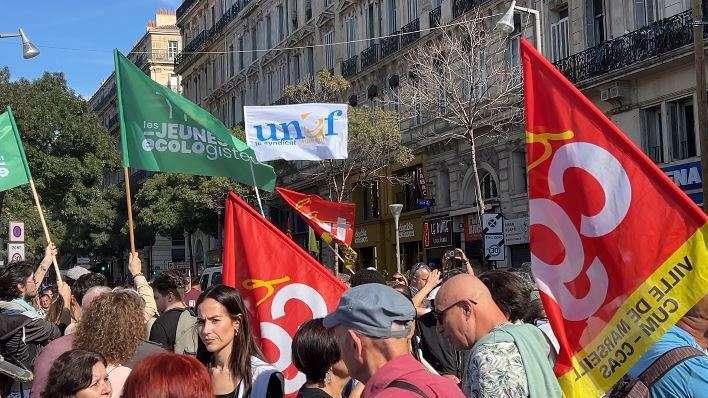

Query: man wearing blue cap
<box><xmin>324</xmin><ymin>283</ymin><xmax>465</xmax><ymax>398</ymax></box>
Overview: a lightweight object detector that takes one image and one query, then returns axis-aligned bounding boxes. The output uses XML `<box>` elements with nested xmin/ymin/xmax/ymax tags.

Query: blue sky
<box><xmin>1</xmin><ymin>0</ymin><xmax>182</xmax><ymax>98</ymax></box>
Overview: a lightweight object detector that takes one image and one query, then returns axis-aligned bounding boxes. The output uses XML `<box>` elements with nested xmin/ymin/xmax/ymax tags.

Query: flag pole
<box><xmin>28</xmin><ymin>178</ymin><xmax>62</xmax><ymax>283</ymax></box>
<box><xmin>124</xmin><ymin>167</ymin><xmax>136</xmax><ymax>253</ymax></box>
<box><xmin>249</xmin><ymin>162</ymin><xmax>265</xmax><ymax>217</ymax></box>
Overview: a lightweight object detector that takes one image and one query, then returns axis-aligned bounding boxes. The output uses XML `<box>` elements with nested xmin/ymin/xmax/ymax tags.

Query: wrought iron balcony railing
<box><xmin>342</xmin><ymin>55</ymin><xmax>358</xmax><ymax>78</ymax></box>
<box><xmin>452</xmin><ymin>0</ymin><xmax>489</xmax><ymax>19</ymax></box>
<box><xmin>430</xmin><ymin>5</ymin><xmax>442</xmax><ymax>30</ymax></box>
<box><xmin>380</xmin><ymin>33</ymin><xmax>400</xmax><ymax>59</ymax></box>
<box><xmin>361</xmin><ymin>44</ymin><xmax>379</xmax><ymax>70</ymax></box>
<box><xmin>553</xmin><ymin>10</ymin><xmax>703</xmax><ymax>84</ymax></box>
<box><xmin>176</xmin><ymin>2</ymin><xmax>242</xmax><ymax>69</ymax></box>
<box><xmin>401</xmin><ymin>18</ymin><xmax>420</xmax><ymax>47</ymax></box>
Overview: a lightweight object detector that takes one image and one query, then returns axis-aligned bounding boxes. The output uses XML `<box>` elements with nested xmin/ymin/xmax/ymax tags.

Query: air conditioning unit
<box><xmin>600</xmin><ymin>82</ymin><xmax>631</xmax><ymax>103</ymax></box>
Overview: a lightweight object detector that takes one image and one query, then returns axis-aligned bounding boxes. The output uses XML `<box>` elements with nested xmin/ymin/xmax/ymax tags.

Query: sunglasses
<box><xmin>434</xmin><ymin>298</ymin><xmax>477</xmax><ymax>322</ymax></box>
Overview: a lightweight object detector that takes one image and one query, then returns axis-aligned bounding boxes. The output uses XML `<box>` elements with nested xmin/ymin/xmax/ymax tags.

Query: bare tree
<box><xmin>283</xmin><ymin>71</ymin><xmax>413</xmax><ymax>202</ymax></box>
<box><xmin>396</xmin><ymin>9</ymin><xmax>524</xmax><ymax>215</ymax></box>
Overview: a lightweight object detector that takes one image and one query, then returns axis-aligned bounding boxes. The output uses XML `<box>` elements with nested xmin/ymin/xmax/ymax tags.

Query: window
<box><xmin>171</xmin><ymin>234</ymin><xmax>186</xmax><ymax>263</ymax></box>
<box><xmin>228</xmin><ymin>44</ymin><xmax>235</xmax><ymax>76</ymax></box>
<box><xmin>474</xmin><ymin>49</ymin><xmax>488</xmax><ymax>99</ymax></box>
<box><xmin>238</xmin><ymin>36</ymin><xmax>244</xmax><ymax>70</ymax></box>
<box><xmin>407</xmin><ymin>0</ymin><xmax>418</xmax><ymax>22</ymax></box>
<box><xmin>266</xmin><ymin>15</ymin><xmax>273</xmax><ymax>49</ymax></box>
<box><xmin>211</xmin><ymin>6</ymin><xmax>216</xmax><ymax>27</ymax></box>
<box><xmin>388</xmin><ymin>0</ymin><xmax>397</xmax><ymax>33</ymax></box>
<box><xmin>306</xmin><ymin>47</ymin><xmax>315</xmax><ymax>78</ymax></box>
<box><xmin>278</xmin><ymin>5</ymin><xmax>285</xmax><ymax>41</ymax></box>
<box><xmin>231</xmin><ymin>95</ymin><xmax>237</xmax><ymax>125</ymax></box>
<box><xmin>512</xmin><ymin>151</ymin><xmax>528</xmax><ymax>193</ymax></box>
<box><xmin>586</xmin><ymin>0</ymin><xmax>605</xmax><ymax>46</ymax></box>
<box><xmin>641</xmin><ymin>105</ymin><xmax>663</xmax><ymax>163</ymax></box>
<box><xmin>253</xmin><ymin>80</ymin><xmax>260</xmax><ymax>104</ymax></box>
<box><xmin>292</xmin><ymin>54</ymin><xmax>301</xmax><ymax>82</ymax></box>
<box><xmin>251</xmin><ymin>27</ymin><xmax>258</xmax><ymax>62</ymax></box>
<box><xmin>168</xmin><ymin>41</ymin><xmax>179</xmax><ymax>59</ymax></box>
<box><xmin>394</xmin><ymin>166</ymin><xmax>424</xmax><ymax>212</ymax></box>
<box><xmin>550</xmin><ymin>9</ymin><xmax>569</xmax><ymax>61</ymax></box>
<box><xmin>667</xmin><ymin>97</ymin><xmax>696</xmax><ymax>161</ymax></box>
<box><xmin>357</xmin><ymin>181</ymin><xmax>380</xmax><ymax>221</ymax></box>
<box><xmin>346</xmin><ymin>16</ymin><xmax>357</xmax><ymax>58</ymax></box>
<box><xmin>268</xmin><ymin>73</ymin><xmax>274</xmax><ymax>103</ymax></box>
<box><xmin>368</xmin><ymin>4</ymin><xmax>376</xmax><ymax>46</ymax></box>
<box><xmin>239</xmin><ymin>90</ymin><xmax>246</xmax><ymax>122</ymax></box>
<box><xmin>306</xmin><ymin>0</ymin><xmax>312</xmax><ymax>20</ymax></box>
<box><xmin>324</xmin><ymin>30</ymin><xmax>335</xmax><ymax>70</ymax></box>
<box><xmin>325</xmin><ymin>0</ymin><xmax>333</xmax><ymax>7</ymax></box>
<box><xmin>634</xmin><ymin>0</ymin><xmax>657</xmax><ymax>28</ymax></box>
<box><xmin>480</xmin><ymin>171</ymin><xmax>498</xmax><ymax>200</ymax></box>
<box><xmin>292</xmin><ymin>0</ymin><xmax>299</xmax><ymax>30</ymax></box>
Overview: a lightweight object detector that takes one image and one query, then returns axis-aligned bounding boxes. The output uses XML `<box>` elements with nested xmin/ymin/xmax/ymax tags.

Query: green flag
<box><xmin>114</xmin><ymin>50</ymin><xmax>276</xmax><ymax>191</ymax></box>
<box><xmin>0</xmin><ymin>107</ymin><xmax>31</xmax><ymax>192</ymax></box>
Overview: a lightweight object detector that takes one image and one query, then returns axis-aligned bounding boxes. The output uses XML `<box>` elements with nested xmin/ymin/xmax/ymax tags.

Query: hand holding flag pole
<box><xmin>27</xmin><ymin>179</ymin><xmax>62</xmax><ymax>283</ymax></box>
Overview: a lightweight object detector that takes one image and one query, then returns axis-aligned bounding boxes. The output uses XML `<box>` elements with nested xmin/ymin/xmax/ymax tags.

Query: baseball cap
<box><xmin>323</xmin><ymin>283</ymin><xmax>416</xmax><ymax>338</ymax></box>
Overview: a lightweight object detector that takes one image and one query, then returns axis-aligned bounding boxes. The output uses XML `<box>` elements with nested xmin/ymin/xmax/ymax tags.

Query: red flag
<box><xmin>522</xmin><ymin>38</ymin><xmax>707</xmax><ymax>397</ymax></box>
<box><xmin>222</xmin><ymin>192</ymin><xmax>347</xmax><ymax>396</ymax></box>
<box><xmin>276</xmin><ymin>187</ymin><xmax>356</xmax><ymax>246</ymax></box>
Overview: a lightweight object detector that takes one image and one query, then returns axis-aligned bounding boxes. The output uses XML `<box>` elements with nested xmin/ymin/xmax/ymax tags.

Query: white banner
<box><xmin>244</xmin><ymin>103</ymin><xmax>348</xmax><ymax>161</ymax></box>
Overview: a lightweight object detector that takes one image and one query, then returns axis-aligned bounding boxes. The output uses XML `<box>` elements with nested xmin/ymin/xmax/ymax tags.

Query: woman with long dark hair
<box><xmin>196</xmin><ymin>285</ymin><xmax>284</xmax><ymax>398</ymax></box>
<box><xmin>42</xmin><ymin>349</ymin><xmax>112</xmax><ymax>398</ymax></box>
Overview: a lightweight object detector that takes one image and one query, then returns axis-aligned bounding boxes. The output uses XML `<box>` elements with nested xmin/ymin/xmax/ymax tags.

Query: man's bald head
<box><xmin>435</xmin><ymin>273</ymin><xmax>506</xmax><ymax>349</ymax></box>
<box><xmin>436</xmin><ymin>273</ymin><xmax>494</xmax><ymax>310</ymax></box>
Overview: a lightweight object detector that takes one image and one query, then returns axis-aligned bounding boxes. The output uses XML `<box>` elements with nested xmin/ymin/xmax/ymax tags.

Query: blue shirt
<box><xmin>628</xmin><ymin>326</ymin><xmax>708</xmax><ymax>398</ymax></box>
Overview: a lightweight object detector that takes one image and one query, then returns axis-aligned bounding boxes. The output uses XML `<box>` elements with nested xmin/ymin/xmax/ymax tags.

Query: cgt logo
<box><xmin>253</xmin><ymin>110</ymin><xmax>343</xmax><ymax>142</ymax></box>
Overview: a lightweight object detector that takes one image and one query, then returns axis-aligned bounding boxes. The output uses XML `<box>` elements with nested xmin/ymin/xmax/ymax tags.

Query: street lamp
<box><xmin>0</xmin><ymin>28</ymin><xmax>39</xmax><ymax>59</ymax></box>
<box><xmin>497</xmin><ymin>0</ymin><xmax>543</xmax><ymax>55</ymax></box>
<box><xmin>389</xmin><ymin>204</ymin><xmax>403</xmax><ymax>274</ymax></box>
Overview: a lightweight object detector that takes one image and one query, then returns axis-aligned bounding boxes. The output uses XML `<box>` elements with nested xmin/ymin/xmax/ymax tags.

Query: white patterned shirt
<box><xmin>463</xmin><ymin>340</ymin><xmax>529</xmax><ymax>398</ymax></box>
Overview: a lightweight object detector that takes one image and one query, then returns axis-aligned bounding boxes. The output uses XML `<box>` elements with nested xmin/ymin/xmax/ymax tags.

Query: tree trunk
<box><xmin>468</xmin><ymin>129</ymin><xmax>485</xmax><ymax>221</ymax></box>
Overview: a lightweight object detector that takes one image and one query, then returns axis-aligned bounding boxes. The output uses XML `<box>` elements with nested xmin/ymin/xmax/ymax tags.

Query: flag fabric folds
<box><xmin>114</xmin><ymin>50</ymin><xmax>276</xmax><ymax>191</ymax></box>
<box><xmin>276</xmin><ymin>187</ymin><xmax>356</xmax><ymax>246</ymax></box>
<box><xmin>0</xmin><ymin>107</ymin><xmax>31</xmax><ymax>192</ymax></box>
<box><xmin>222</xmin><ymin>192</ymin><xmax>347</xmax><ymax>396</ymax></box>
<box><xmin>522</xmin><ymin>38</ymin><xmax>708</xmax><ymax>397</ymax></box>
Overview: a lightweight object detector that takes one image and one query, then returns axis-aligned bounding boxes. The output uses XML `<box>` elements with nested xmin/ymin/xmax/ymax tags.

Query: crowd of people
<box><xmin>0</xmin><ymin>245</ymin><xmax>706</xmax><ymax>398</ymax></box>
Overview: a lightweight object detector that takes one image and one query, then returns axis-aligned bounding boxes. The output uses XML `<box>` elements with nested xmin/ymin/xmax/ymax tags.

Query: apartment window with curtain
<box><xmin>641</xmin><ymin>105</ymin><xmax>663</xmax><ymax>163</ymax></box>
<box><xmin>550</xmin><ymin>8</ymin><xmax>569</xmax><ymax>61</ymax></box>
<box><xmin>278</xmin><ymin>5</ymin><xmax>285</xmax><ymax>41</ymax></box>
<box><xmin>407</xmin><ymin>0</ymin><xmax>418</xmax><ymax>22</ymax></box>
<box><xmin>388</xmin><ymin>0</ymin><xmax>397</xmax><ymax>33</ymax></box>
<box><xmin>346</xmin><ymin>16</ymin><xmax>357</xmax><ymax>58</ymax></box>
<box><xmin>586</xmin><ymin>0</ymin><xmax>605</xmax><ymax>46</ymax></box>
<box><xmin>266</xmin><ymin>15</ymin><xmax>272</xmax><ymax>49</ymax></box>
<box><xmin>667</xmin><ymin>97</ymin><xmax>696</xmax><ymax>161</ymax></box>
<box><xmin>238</xmin><ymin>36</ymin><xmax>244</xmax><ymax>70</ymax></box>
<box><xmin>324</xmin><ymin>30</ymin><xmax>334</xmax><ymax>70</ymax></box>
<box><xmin>168</xmin><ymin>41</ymin><xmax>178</xmax><ymax>59</ymax></box>
<box><xmin>228</xmin><ymin>44</ymin><xmax>235</xmax><ymax>76</ymax></box>
<box><xmin>306</xmin><ymin>47</ymin><xmax>315</xmax><ymax>78</ymax></box>
<box><xmin>634</xmin><ymin>0</ymin><xmax>658</xmax><ymax>28</ymax></box>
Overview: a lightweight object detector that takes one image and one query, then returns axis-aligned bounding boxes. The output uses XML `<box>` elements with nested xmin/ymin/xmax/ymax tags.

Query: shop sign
<box><xmin>399</xmin><ymin>222</ymin><xmax>415</xmax><ymax>239</ymax></box>
<box><xmin>464</xmin><ymin>214</ymin><xmax>482</xmax><ymax>241</ymax></box>
<box><xmin>424</xmin><ymin>217</ymin><xmax>452</xmax><ymax>248</ymax></box>
<box><xmin>504</xmin><ymin>217</ymin><xmax>529</xmax><ymax>245</ymax></box>
<box><xmin>354</xmin><ymin>229</ymin><xmax>368</xmax><ymax>245</ymax></box>
<box><xmin>661</xmin><ymin>160</ymin><xmax>703</xmax><ymax>205</ymax></box>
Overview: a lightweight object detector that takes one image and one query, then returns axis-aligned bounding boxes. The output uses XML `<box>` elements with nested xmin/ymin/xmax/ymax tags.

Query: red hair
<box><xmin>121</xmin><ymin>353</ymin><xmax>213</xmax><ymax>398</ymax></box>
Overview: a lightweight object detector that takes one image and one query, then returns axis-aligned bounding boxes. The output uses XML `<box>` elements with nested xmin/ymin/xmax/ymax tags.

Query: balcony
<box><xmin>361</xmin><ymin>44</ymin><xmax>379</xmax><ymax>70</ymax></box>
<box><xmin>401</xmin><ymin>18</ymin><xmax>421</xmax><ymax>47</ymax></box>
<box><xmin>554</xmin><ymin>10</ymin><xmax>706</xmax><ymax>84</ymax></box>
<box><xmin>175</xmin><ymin>2</ymin><xmax>242</xmax><ymax>70</ymax></box>
<box><xmin>452</xmin><ymin>0</ymin><xmax>490</xmax><ymax>19</ymax></box>
<box><xmin>342</xmin><ymin>55</ymin><xmax>358</xmax><ymax>78</ymax></box>
<box><xmin>430</xmin><ymin>5</ymin><xmax>442</xmax><ymax>30</ymax></box>
<box><xmin>381</xmin><ymin>33</ymin><xmax>400</xmax><ymax>59</ymax></box>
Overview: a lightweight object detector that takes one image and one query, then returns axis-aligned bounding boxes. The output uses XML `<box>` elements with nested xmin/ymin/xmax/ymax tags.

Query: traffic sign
<box><xmin>484</xmin><ymin>234</ymin><xmax>505</xmax><ymax>261</ymax></box>
<box><xmin>9</xmin><ymin>221</ymin><xmax>24</xmax><ymax>242</ymax></box>
<box><xmin>482</xmin><ymin>213</ymin><xmax>504</xmax><ymax>234</ymax></box>
<box><xmin>8</xmin><ymin>243</ymin><xmax>25</xmax><ymax>262</ymax></box>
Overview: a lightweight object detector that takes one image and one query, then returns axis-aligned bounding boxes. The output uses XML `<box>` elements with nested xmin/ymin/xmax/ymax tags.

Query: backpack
<box><xmin>384</xmin><ymin>379</ymin><xmax>429</xmax><ymax>397</ymax></box>
<box><xmin>174</xmin><ymin>307</ymin><xmax>199</xmax><ymax>355</ymax></box>
<box><xmin>608</xmin><ymin>346</ymin><xmax>705</xmax><ymax>398</ymax></box>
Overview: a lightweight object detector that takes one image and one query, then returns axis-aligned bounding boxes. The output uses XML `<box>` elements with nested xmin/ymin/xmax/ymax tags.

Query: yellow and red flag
<box><xmin>222</xmin><ymin>192</ymin><xmax>347</xmax><ymax>396</ymax></box>
<box><xmin>522</xmin><ymin>38</ymin><xmax>707</xmax><ymax>397</ymax></box>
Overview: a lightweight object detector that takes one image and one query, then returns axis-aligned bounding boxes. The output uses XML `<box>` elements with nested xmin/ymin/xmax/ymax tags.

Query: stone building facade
<box><xmin>173</xmin><ymin>0</ymin><xmax>705</xmax><ymax>275</ymax></box>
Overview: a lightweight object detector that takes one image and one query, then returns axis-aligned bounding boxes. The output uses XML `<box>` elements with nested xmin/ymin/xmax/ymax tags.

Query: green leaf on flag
<box><xmin>114</xmin><ymin>50</ymin><xmax>276</xmax><ymax>191</ymax></box>
<box><xmin>0</xmin><ymin>107</ymin><xmax>31</xmax><ymax>192</ymax></box>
